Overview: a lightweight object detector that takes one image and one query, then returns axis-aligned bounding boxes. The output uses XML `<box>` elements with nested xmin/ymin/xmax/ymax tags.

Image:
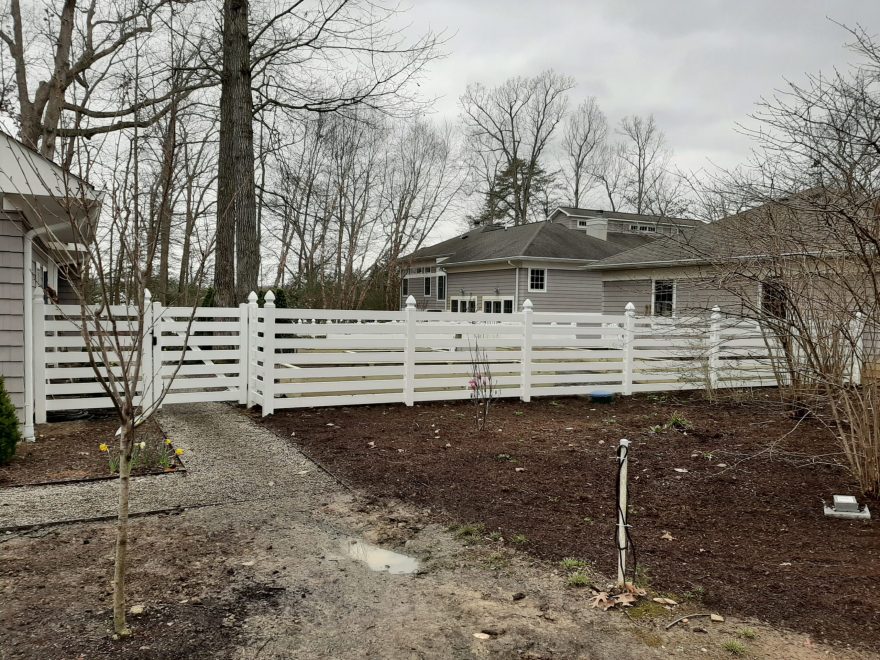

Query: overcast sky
<box><xmin>408</xmin><ymin>0</ymin><xmax>880</xmax><ymax>175</ymax></box>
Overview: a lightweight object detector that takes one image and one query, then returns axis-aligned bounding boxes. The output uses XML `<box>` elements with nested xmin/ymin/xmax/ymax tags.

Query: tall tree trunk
<box><xmin>215</xmin><ymin>0</ymin><xmax>257</xmax><ymax>306</ymax></box>
<box><xmin>156</xmin><ymin>101</ymin><xmax>179</xmax><ymax>302</ymax></box>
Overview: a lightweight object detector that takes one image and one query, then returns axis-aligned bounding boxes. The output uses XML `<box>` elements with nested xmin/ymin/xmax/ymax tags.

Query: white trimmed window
<box><xmin>436</xmin><ymin>275</ymin><xmax>446</xmax><ymax>300</ymax></box>
<box><xmin>528</xmin><ymin>268</ymin><xmax>547</xmax><ymax>292</ymax></box>
<box><xmin>450</xmin><ymin>296</ymin><xmax>476</xmax><ymax>313</ymax></box>
<box><xmin>424</xmin><ymin>276</ymin><xmax>431</xmax><ymax>296</ymax></box>
<box><xmin>652</xmin><ymin>279</ymin><xmax>675</xmax><ymax>317</ymax></box>
<box><xmin>481</xmin><ymin>296</ymin><xmax>515</xmax><ymax>314</ymax></box>
<box><xmin>402</xmin><ymin>277</ymin><xmax>408</xmax><ymax>296</ymax></box>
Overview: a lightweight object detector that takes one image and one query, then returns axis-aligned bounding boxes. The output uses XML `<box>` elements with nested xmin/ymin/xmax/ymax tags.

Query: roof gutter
<box><xmin>23</xmin><ymin>221</ymin><xmax>67</xmax><ymax>441</ymax></box>
<box><xmin>443</xmin><ymin>256</ymin><xmax>596</xmax><ymax>268</ymax></box>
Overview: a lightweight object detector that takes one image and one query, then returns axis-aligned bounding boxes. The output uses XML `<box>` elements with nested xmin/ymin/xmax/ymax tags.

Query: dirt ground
<box><xmin>0</xmin><ymin>415</ymin><xmax>173</xmax><ymax>488</ymax></box>
<box><xmin>256</xmin><ymin>391</ymin><xmax>880</xmax><ymax>653</ymax></box>
<box><xmin>1</xmin><ymin>486</ymin><xmax>866</xmax><ymax>660</ymax></box>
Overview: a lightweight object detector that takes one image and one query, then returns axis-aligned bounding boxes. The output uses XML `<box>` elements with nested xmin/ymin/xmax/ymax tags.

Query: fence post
<box><xmin>262</xmin><ymin>291</ymin><xmax>276</xmax><ymax>416</ymax></box>
<box><xmin>708</xmin><ymin>305</ymin><xmax>721</xmax><ymax>389</ymax></box>
<box><xmin>246</xmin><ymin>291</ymin><xmax>259</xmax><ymax>408</ymax></box>
<box><xmin>151</xmin><ymin>298</ymin><xmax>164</xmax><ymax>410</ymax></box>
<box><xmin>521</xmin><ymin>299</ymin><xmax>533</xmax><ymax>402</ymax></box>
<box><xmin>403</xmin><ymin>295</ymin><xmax>416</xmax><ymax>406</ymax></box>
<box><xmin>140</xmin><ymin>289</ymin><xmax>154</xmax><ymax>412</ymax></box>
<box><xmin>622</xmin><ymin>302</ymin><xmax>635</xmax><ymax>395</ymax></box>
<box><xmin>32</xmin><ymin>287</ymin><xmax>46</xmax><ymax>426</ymax></box>
<box><xmin>851</xmin><ymin>311</ymin><xmax>864</xmax><ymax>385</ymax></box>
<box><xmin>238</xmin><ymin>298</ymin><xmax>250</xmax><ymax>405</ymax></box>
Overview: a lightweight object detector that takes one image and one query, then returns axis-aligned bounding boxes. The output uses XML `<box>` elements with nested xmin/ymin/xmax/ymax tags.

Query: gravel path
<box><xmin>0</xmin><ymin>403</ymin><xmax>330</xmax><ymax>529</ymax></box>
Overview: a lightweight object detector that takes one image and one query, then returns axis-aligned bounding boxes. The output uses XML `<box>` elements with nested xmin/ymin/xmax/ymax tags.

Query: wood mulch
<box><xmin>256</xmin><ymin>391</ymin><xmax>880</xmax><ymax>650</ymax></box>
<box><xmin>0</xmin><ymin>413</ymin><xmax>173</xmax><ymax>488</ymax></box>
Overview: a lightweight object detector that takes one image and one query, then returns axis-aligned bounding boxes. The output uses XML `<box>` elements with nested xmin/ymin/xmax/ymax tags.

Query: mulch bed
<box><xmin>256</xmin><ymin>392</ymin><xmax>880</xmax><ymax>649</ymax></box>
<box><xmin>0</xmin><ymin>413</ymin><xmax>173</xmax><ymax>488</ymax></box>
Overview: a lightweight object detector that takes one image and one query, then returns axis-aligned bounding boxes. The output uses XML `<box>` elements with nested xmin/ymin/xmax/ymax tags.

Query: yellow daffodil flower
<box><xmin>164</xmin><ymin>438</ymin><xmax>172</xmax><ymax>446</ymax></box>
<box><xmin>99</xmin><ymin>443</ymin><xmax>109</xmax><ymax>452</ymax></box>
<box><xmin>175</xmin><ymin>448</ymin><xmax>184</xmax><ymax>456</ymax></box>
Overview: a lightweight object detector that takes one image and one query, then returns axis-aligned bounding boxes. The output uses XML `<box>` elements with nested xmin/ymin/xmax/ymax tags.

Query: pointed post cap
<box><xmin>625</xmin><ymin>302</ymin><xmax>635</xmax><ymax>313</ymax></box>
<box><xmin>247</xmin><ymin>291</ymin><xmax>258</xmax><ymax>304</ymax></box>
<box><xmin>405</xmin><ymin>294</ymin><xmax>416</xmax><ymax>309</ymax></box>
<box><xmin>711</xmin><ymin>305</ymin><xmax>721</xmax><ymax>316</ymax></box>
<box><xmin>522</xmin><ymin>299</ymin><xmax>533</xmax><ymax>311</ymax></box>
<box><xmin>144</xmin><ymin>288</ymin><xmax>152</xmax><ymax>302</ymax></box>
<box><xmin>264</xmin><ymin>290</ymin><xmax>276</xmax><ymax>307</ymax></box>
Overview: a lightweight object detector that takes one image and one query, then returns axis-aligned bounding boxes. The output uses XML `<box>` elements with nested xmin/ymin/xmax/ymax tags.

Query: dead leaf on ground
<box><xmin>661</xmin><ymin>531</ymin><xmax>675</xmax><ymax>541</ymax></box>
<box><xmin>652</xmin><ymin>597</ymin><xmax>678</xmax><ymax>606</ymax></box>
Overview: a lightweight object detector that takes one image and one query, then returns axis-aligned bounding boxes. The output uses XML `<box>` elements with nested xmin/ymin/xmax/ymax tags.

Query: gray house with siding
<box><xmin>401</xmin><ymin>209</ymin><xmax>698</xmax><ymax>314</ymax></box>
<box><xmin>0</xmin><ymin>131</ymin><xmax>99</xmax><ymax>433</ymax></box>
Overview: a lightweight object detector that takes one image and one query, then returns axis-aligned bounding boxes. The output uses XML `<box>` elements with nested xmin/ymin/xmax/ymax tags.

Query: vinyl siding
<box><xmin>447</xmin><ymin>269</ymin><xmax>517</xmax><ymax>311</ymax></box>
<box><xmin>516</xmin><ymin>268</ymin><xmax>603</xmax><ymax>313</ymax></box>
<box><xmin>400</xmin><ymin>261</ymin><xmax>446</xmax><ymax>310</ymax></box>
<box><xmin>676</xmin><ymin>278</ymin><xmax>759</xmax><ymax>316</ymax></box>
<box><xmin>602</xmin><ymin>279</ymin><xmax>653</xmax><ymax>315</ymax></box>
<box><xmin>0</xmin><ymin>213</ymin><xmax>25</xmax><ymax>422</ymax></box>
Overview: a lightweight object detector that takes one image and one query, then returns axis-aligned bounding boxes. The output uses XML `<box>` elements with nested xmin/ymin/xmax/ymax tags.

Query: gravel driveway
<box><xmin>0</xmin><ymin>403</ymin><xmax>328</xmax><ymax>529</ymax></box>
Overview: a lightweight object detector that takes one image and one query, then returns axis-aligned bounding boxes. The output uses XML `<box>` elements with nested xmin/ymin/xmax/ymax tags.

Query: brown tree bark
<box><xmin>215</xmin><ymin>0</ymin><xmax>258</xmax><ymax>306</ymax></box>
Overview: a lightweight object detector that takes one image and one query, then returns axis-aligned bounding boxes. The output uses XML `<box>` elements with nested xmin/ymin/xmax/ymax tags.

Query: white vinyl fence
<box><xmin>31</xmin><ymin>290</ymin><xmax>786</xmax><ymax>422</ymax></box>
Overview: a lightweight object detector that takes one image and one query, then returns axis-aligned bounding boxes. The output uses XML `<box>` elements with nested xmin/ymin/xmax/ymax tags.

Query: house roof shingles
<box><xmin>405</xmin><ymin>222</ymin><xmax>656</xmax><ymax>266</ymax></box>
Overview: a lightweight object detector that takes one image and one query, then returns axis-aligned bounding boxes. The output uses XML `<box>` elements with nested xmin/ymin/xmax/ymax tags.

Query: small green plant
<box><xmin>513</xmin><ymin>411</ymin><xmax>524</xmax><ymax>416</ymax></box>
<box><xmin>560</xmin><ymin>557</ymin><xmax>589</xmax><ymax>571</ymax></box>
<box><xmin>648</xmin><ymin>424</ymin><xmax>664</xmax><ymax>434</ymax></box>
<box><xmin>582</xmin><ymin>516</ymin><xmax>595</xmax><ymax>525</ymax></box>
<box><xmin>721</xmin><ymin>640</ymin><xmax>747</xmax><ymax>656</ymax></box>
<box><xmin>0</xmin><ymin>376</ymin><xmax>22</xmax><ymax>465</ymax></box>
<box><xmin>666</xmin><ymin>411</ymin><xmax>692</xmax><ymax>431</ymax></box>
<box><xmin>485</xmin><ymin>552</ymin><xmax>510</xmax><ymax>570</ymax></box>
<box><xmin>488</xmin><ymin>531</ymin><xmax>503</xmax><ymax>542</ymax></box>
<box><xmin>511</xmin><ymin>533</ymin><xmax>528</xmax><ymax>545</ymax></box>
<box><xmin>738</xmin><ymin>628</ymin><xmax>757</xmax><ymax>640</ymax></box>
<box><xmin>495</xmin><ymin>453</ymin><xmax>514</xmax><ymax>462</ymax></box>
<box><xmin>682</xmin><ymin>585</ymin><xmax>706</xmax><ymax>601</ymax></box>
<box><xmin>451</xmin><ymin>522</ymin><xmax>485</xmax><ymax>545</ymax></box>
<box><xmin>567</xmin><ymin>572</ymin><xmax>590</xmax><ymax>588</ymax></box>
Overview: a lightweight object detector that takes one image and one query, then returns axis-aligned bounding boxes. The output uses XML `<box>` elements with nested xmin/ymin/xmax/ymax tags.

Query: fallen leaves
<box><xmin>652</xmin><ymin>597</ymin><xmax>678</xmax><ymax>606</ymax></box>
<box><xmin>589</xmin><ymin>583</ymin><xmax>646</xmax><ymax>610</ymax></box>
<box><xmin>661</xmin><ymin>531</ymin><xmax>675</xmax><ymax>541</ymax></box>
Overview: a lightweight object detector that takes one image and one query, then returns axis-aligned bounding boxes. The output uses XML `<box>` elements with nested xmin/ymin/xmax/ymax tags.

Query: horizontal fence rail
<box><xmin>31</xmin><ymin>290</ymin><xmax>798</xmax><ymax>422</ymax></box>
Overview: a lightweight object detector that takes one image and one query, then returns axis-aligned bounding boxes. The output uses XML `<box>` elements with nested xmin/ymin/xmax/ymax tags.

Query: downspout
<box><xmin>23</xmin><ymin>222</ymin><xmax>67</xmax><ymax>441</ymax></box>
<box><xmin>508</xmin><ymin>261</ymin><xmax>519</xmax><ymax>310</ymax></box>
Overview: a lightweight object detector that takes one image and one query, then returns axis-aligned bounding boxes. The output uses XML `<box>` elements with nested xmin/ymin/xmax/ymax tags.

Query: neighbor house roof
<box><xmin>404</xmin><ymin>221</ymin><xmax>656</xmax><ymax>267</ymax></box>
<box><xmin>587</xmin><ymin>191</ymin><xmax>843</xmax><ymax>271</ymax></box>
<box><xmin>551</xmin><ymin>206</ymin><xmax>703</xmax><ymax>227</ymax></box>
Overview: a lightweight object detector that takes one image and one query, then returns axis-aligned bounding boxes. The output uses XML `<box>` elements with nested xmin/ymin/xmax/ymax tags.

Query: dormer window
<box><xmin>629</xmin><ymin>224</ymin><xmax>657</xmax><ymax>233</ymax></box>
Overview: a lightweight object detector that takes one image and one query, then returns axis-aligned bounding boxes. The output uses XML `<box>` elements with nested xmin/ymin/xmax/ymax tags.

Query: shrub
<box><xmin>0</xmin><ymin>376</ymin><xmax>22</xmax><ymax>465</ymax></box>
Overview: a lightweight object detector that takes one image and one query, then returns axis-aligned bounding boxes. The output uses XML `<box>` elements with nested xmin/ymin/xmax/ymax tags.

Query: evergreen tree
<box><xmin>471</xmin><ymin>157</ymin><xmax>558</xmax><ymax>226</ymax></box>
<box><xmin>0</xmin><ymin>376</ymin><xmax>21</xmax><ymax>465</ymax></box>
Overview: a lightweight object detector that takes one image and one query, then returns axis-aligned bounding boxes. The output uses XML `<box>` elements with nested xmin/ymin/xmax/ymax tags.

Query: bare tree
<box><xmin>0</xmin><ymin>0</ymin><xmax>209</xmax><ymax>161</ymax></box>
<box><xmin>561</xmin><ymin>97</ymin><xmax>606</xmax><ymax>207</ymax></box>
<box><xmin>460</xmin><ymin>70</ymin><xmax>574</xmax><ymax>225</ymax></box>
<box><xmin>679</xmin><ymin>25</ymin><xmax>880</xmax><ymax>495</ymax></box>
<box><xmin>617</xmin><ymin>114</ymin><xmax>669</xmax><ymax>214</ymax></box>
<box><xmin>213</xmin><ymin>0</ymin><xmax>445</xmax><ymax>305</ymax></box>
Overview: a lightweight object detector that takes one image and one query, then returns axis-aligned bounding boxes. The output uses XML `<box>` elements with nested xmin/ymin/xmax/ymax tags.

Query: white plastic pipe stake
<box><xmin>616</xmin><ymin>438</ymin><xmax>631</xmax><ymax>586</ymax></box>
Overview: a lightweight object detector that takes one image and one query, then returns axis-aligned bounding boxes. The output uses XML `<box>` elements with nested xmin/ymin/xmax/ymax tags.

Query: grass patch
<box><xmin>485</xmin><ymin>552</ymin><xmax>510</xmax><ymax>571</ymax></box>
<box><xmin>511</xmin><ymin>533</ymin><xmax>528</xmax><ymax>545</ymax></box>
<box><xmin>449</xmin><ymin>522</ymin><xmax>485</xmax><ymax>545</ymax></box>
<box><xmin>560</xmin><ymin>557</ymin><xmax>590</xmax><ymax>571</ymax></box>
<box><xmin>738</xmin><ymin>628</ymin><xmax>757</xmax><ymax>640</ymax></box>
<box><xmin>567</xmin><ymin>572</ymin><xmax>590</xmax><ymax>588</ymax></box>
<box><xmin>722</xmin><ymin>640</ymin><xmax>747</xmax><ymax>656</ymax></box>
<box><xmin>626</xmin><ymin>599</ymin><xmax>668</xmax><ymax>621</ymax></box>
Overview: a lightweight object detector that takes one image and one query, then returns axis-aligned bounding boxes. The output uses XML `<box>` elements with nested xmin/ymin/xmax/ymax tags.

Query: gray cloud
<box><xmin>408</xmin><ymin>0</ymin><xmax>880</xmax><ymax>173</ymax></box>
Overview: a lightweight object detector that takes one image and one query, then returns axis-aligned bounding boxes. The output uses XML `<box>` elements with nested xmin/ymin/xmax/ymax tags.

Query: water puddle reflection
<box><xmin>342</xmin><ymin>538</ymin><xmax>419</xmax><ymax>575</ymax></box>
